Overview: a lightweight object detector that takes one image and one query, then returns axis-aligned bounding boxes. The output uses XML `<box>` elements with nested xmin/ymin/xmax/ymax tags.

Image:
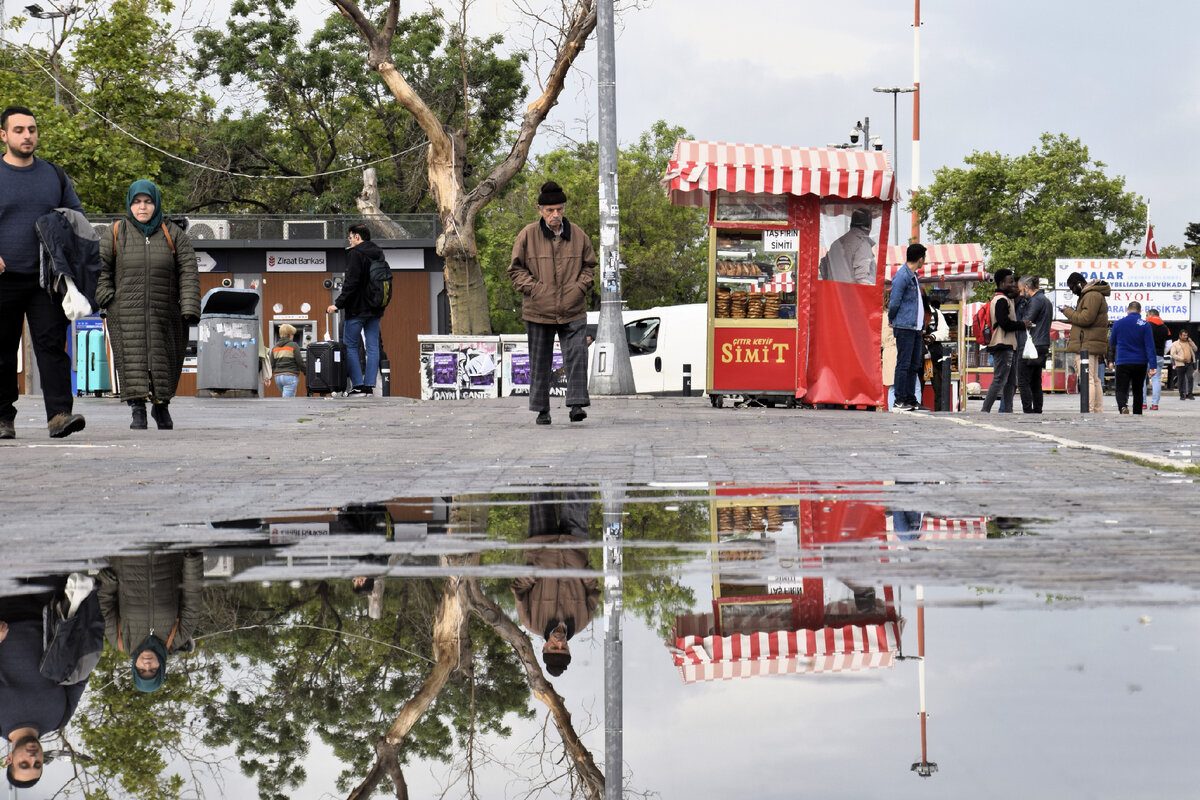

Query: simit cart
<box><xmin>663</xmin><ymin>139</ymin><xmax>896</xmax><ymax>408</ymax></box>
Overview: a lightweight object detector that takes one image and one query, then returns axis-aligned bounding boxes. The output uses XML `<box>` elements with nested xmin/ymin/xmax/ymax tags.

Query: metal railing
<box><xmin>86</xmin><ymin>213</ymin><xmax>439</xmax><ymax>242</ymax></box>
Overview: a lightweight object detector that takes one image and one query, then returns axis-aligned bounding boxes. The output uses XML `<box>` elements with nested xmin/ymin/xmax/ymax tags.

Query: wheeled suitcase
<box><xmin>306</xmin><ymin>341</ymin><xmax>348</xmax><ymax>395</ymax></box>
<box><xmin>74</xmin><ymin>330</ymin><xmax>88</xmax><ymax>395</ymax></box>
<box><xmin>86</xmin><ymin>329</ymin><xmax>110</xmax><ymax>396</ymax></box>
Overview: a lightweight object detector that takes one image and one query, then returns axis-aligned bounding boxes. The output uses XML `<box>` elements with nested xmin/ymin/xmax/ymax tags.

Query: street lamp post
<box><xmin>873</xmin><ymin>86</ymin><xmax>917</xmax><ymax>245</ymax></box>
<box><xmin>24</xmin><ymin>4</ymin><xmax>77</xmax><ymax>106</ymax></box>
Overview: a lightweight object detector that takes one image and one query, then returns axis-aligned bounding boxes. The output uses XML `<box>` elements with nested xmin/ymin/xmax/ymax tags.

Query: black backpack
<box><xmin>364</xmin><ymin>257</ymin><xmax>393</xmax><ymax>312</ymax></box>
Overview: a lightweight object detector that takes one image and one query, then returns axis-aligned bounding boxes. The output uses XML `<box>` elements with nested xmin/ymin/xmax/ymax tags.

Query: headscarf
<box><xmin>126</xmin><ymin>179</ymin><xmax>164</xmax><ymax>238</ymax></box>
<box><xmin>131</xmin><ymin>634</ymin><xmax>168</xmax><ymax>693</ymax></box>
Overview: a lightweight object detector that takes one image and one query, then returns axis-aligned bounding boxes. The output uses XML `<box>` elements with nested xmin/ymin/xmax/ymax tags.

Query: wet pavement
<box><xmin>4</xmin><ymin>391</ymin><xmax>1200</xmax><ymax>798</ymax></box>
<box><xmin>3</xmin><ymin>390</ymin><xmax>1199</xmax><ymax>582</ymax></box>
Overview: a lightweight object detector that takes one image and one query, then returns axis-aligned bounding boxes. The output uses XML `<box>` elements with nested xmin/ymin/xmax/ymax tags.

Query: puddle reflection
<box><xmin>2</xmin><ymin>487</ymin><xmax>1193</xmax><ymax>798</ymax></box>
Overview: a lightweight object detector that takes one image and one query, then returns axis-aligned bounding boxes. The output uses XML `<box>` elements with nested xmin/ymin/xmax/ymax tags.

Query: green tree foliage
<box><xmin>72</xmin><ymin>646</ymin><xmax>222</xmax><ymax>799</ymax></box>
<box><xmin>1158</xmin><ymin>222</ymin><xmax>1200</xmax><ymax>280</ymax></box>
<box><xmin>4</xmin><ymin>0</ymin><xmax>204</xmax><ymax>212</ymax></box>
<box><xmin>911</xmin><ymin>133</ymin><xmax>1144</xmax><ymax>286</ymax></box>
<box><xmin>190</xmin><ymin>0</ymin><xmax>525</xmax><ymax>214</ymax></box>
<box><xmin>477</xmin><ymin>121</ymin><xmax>708</xmax><ymax>332</ymax></box>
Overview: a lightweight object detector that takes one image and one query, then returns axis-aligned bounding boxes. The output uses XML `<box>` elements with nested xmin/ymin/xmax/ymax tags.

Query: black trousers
<box><xmin>525</xmin><ymin>317</ymin><xmax>589</xmax><ymax>412</ymax></box>
<box><xmin>1017</xmin><ymin>345</ymin><xmax>1049</xmax><ymax>413</ymax></box>
<box><xmin>1115</xmin><ymin>363</ymin><xmax>1148</xmax><ymax>413</ymax></box>
<box><xmin>0</xmin><ymin>271</ymin><xmax>74</xmax><ymax>422</ymax></box>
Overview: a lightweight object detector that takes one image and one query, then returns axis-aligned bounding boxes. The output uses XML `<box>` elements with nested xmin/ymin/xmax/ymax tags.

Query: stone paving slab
<box><xmin>2</xmin><ymin>390</ymin><xmax>1198</xmax><ymax>581</ymax></box>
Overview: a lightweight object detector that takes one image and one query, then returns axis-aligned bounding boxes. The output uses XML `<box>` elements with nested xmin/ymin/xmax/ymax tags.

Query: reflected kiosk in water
<box><xmin>669</xmin><ymin>485</ymin><xmax>904</xmax><ymax>682</ymax></box>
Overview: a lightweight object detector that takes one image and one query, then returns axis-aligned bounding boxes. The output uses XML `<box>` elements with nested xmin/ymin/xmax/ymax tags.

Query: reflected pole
<box><xmin>910</xmin><ymin>584</ymin><xmax>938</xmax><ymax>777</ymax></box>
<box><xmin>602</xmin><ymin>485</ymin><xmax>624</xmax><ymax>800</ymax></box>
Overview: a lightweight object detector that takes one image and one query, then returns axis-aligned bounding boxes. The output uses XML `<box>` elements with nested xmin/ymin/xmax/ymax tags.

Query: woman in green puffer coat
<box><xmin>97</xmin><ymin>180</ymin><xmax>201</xmax><ymax>430</ymax></box>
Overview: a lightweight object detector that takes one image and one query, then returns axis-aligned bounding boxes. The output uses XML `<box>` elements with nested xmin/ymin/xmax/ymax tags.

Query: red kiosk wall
<box><xmin>804</xmin><ymin>201</ymin><xmax>889</xmax><ymax>406</ymax></box>
<box><xmin>711</xmin><ymin>327</ymin><xmax>796</xmax><ymax>391</ymax></box>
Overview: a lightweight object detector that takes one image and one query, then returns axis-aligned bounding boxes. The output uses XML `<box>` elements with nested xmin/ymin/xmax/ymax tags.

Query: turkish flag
<box><xmin>1145</xmin><ymin>224</ymin><xmax>1158</xmax><ymax>258</ymax></box>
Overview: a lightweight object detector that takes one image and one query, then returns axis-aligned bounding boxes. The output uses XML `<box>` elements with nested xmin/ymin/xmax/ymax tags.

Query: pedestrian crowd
<box><xmin>887</xmin><ymin>243</ymin><xmax>1197</xmax><ymax>416</ymax></box>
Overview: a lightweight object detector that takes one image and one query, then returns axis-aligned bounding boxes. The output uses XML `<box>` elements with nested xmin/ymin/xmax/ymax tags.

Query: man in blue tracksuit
<box><xmin>1108</xmin><ymin>301</ymin><xmax>1158</xmax><ymax>415</ymax></box>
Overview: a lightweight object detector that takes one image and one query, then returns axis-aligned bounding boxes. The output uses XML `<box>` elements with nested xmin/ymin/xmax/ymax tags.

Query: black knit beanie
<box><xmin>537</xmin><ymin>180</ymin><xmax>567</xmax><ymax>206</ymax></box>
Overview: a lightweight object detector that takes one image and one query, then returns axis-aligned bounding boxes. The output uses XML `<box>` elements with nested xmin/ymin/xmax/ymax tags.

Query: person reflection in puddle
<box><xmin>1</xmin><ymin>576</ymin><xmax>92</xmax><ymax>789</ymax></box>
<box><xmin>98</xmin><ymin>551</ymin><xmax>203</xmax><ymax>692</ymax></box>
<box><xmin>512</xmin><ymin>493</ymin><xmax>599</xmax><ymax>677</ymax></box>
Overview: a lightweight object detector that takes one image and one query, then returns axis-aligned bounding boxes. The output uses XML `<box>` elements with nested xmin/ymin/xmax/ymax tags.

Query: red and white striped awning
<box><xmin>663</xmin><ymin>139</ymin><xmax>897</xmax><ymax>208</ymax></box>
<box><xmin>671</xmin><ymin>620</ymin><xmax>902</xmax><ymax>683</ymax></box>
<box><xmin>888</xmin><ymin>515</ymin><xmax>989</xmax><ymax>541</ymax></box>
<box><xmin>885</xmin><ymin>243</ymin><xmax>988</xmax><ymax>283</ymax></box>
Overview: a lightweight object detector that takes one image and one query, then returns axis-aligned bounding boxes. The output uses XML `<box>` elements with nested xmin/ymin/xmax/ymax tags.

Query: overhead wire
<box><xmin>10</xmin><ymin>41</ymin><xmax>430</xmax><ymax>181</ymax></box>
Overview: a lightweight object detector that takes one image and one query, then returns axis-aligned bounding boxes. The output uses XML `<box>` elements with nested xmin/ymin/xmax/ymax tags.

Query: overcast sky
<box><xmin>539</xmin><ymin>0</ymin><xmax>1199</xmax><ymax>250</ymax></box>
<box><xmin>405</xmin><ymin>0</ymin><xmax>1192</xmax><ymax>252</ymax></box>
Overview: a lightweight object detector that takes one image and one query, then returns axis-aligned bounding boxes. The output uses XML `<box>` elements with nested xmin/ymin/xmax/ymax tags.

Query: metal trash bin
<box><xmin>197</xmin><ymin>288</ymin><xmax>261</xmax><ymax>391</ymax></box>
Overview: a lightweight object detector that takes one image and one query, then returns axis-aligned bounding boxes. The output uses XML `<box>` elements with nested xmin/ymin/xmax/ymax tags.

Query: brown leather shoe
<box><xmin>48</xmin><ymin>413</ymin><xmax>86</xmax><ymax>439</ymax></box>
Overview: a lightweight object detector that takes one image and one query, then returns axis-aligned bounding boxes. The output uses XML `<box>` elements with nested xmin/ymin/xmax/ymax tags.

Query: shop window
<box><xmin>625</xmin><ymin>318</ymin><xmax>660</xmax><ymax>355</ymax></box>
<box><xmin>714</xmin><ymin>231</ymin><xmax>797</xmax><ymax>320</ymax></box>
<box><xmin>817</xmin><ymin>203</ymin><xmax>881</xmax><ymax>285</ymax></box>
<box><xmin>715</xmin><ymin>191</ymin><xmax>789</xmax><ymax>223</ymax></box>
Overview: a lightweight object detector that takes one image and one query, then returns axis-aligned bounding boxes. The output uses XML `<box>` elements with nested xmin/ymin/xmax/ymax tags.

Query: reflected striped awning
<box><xmin>663</xmin><ymin>139</ymin><xmax>897</xmax><ymax>207</ymax></box>
<box><xmin>885</xmin><ymin>243</ymin><xmax>987</xmax><ymax>282</ymax></box>
<box><xmin>671</xmin><ymin>620</ymin><xmax>902</xmax><ymax>683</ymax></box>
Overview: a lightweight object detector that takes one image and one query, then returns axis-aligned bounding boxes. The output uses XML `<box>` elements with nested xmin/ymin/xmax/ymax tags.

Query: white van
<box><xmin>586</xmin><ymin>303</ymin><xmax>707</xmax><ymax>395</ymax></box>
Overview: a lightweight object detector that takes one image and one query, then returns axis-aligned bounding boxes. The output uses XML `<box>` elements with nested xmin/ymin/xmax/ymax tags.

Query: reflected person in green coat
<box><xmin>96</xmin><ymin>180</ymin><xmax>200</xmax><ymax>431</ymax></box>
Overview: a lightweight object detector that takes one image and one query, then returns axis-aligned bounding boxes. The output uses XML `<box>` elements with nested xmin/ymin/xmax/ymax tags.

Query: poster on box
<box><xmin>500</xmin><ymin>335</ymin><xmax>567</xmax><ymax>397</ymax></box>
<box><xmin>418</xmin><ymin>336</ymin><xmax>500</xmax><ymax>400</ymax></box>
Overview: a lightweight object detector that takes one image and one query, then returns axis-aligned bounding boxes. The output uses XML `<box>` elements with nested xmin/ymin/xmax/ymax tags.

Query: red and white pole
<box><xmin>910</xmin><ymin>0</ymin><xmax>921</xmax><ymax>243</ymax></box>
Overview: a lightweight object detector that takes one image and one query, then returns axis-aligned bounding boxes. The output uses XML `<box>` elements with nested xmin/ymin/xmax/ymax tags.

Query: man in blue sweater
<box><xmin>1</xmin><ymin>582</ymin><xmax>90</xmax><ymax>789</ymax></box>
<box><xmin>0</xmin><ymin>105</ymin><xmax>86</xmax><ymax>438</ymax></box>
<box><xmin>1108</xmin><ymin>301</ymin><xmax>1158</xmax><ymax>415</ymax></box>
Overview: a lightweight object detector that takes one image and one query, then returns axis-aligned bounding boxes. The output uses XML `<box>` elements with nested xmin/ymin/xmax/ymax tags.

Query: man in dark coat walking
<box><xmin>507</xmin><ymin>181</ymin><xmax>597</xmax><ymax>425</ymax></box>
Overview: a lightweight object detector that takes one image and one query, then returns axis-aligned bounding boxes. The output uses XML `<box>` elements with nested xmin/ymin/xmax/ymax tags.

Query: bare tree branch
<box><xmin>464</xmin><ymin>580</ymin><xmax>605</xmax><ymax>800</ymax></box>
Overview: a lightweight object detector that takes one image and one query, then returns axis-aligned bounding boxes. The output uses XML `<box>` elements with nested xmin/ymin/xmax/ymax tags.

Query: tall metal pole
<box><xmin>910</xmin><ymin>0</ymin><xmax>922</xmax><ymax>243</ymax></box>
<box><xmin>601</xmin><ymin>485</ymin><xmax>625</xmax><ymax>800</ymax></box>
<box><xmin>589</xmin><ymin>0</ymin><xmax>636</xmax><ymax>394</ymax></box>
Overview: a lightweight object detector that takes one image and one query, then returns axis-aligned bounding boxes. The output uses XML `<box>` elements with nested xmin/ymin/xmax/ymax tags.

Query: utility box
<box><xmin>197</xmin><ymin>288</ymin><xmax>261</xmax><ymax>391</ymax></box>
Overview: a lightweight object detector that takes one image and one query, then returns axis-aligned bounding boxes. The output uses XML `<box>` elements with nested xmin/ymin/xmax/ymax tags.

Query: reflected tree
<box><xmin>198</xmin><ymin>575</ymin><xmax>531</xmax><ymax>800</ymax></box>
<box><xmin>68</xmin><ymin>646</ymin><xmax>223</xmax><ymax>800</ymax></box>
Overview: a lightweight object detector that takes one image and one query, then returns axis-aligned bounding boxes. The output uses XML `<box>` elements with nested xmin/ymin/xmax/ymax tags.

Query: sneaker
<box><xmin>0</xmin><ymin>419</ymin><xmax>13</xmax><ymax>440</ymax></box>
<box><xmin>536</xmin><ymin>410</ymin><xmax>551</xmax><ymax>425</ymax></box>
<box><xmin>1150</xmin><ymin>404</ymin><xmax>1158</xmax><ymax>411</ymax></box>
<box><xmin>890</xmin><ymin>403</ymin><xmax>912</xmax><ymax>413</ymax></box>
<box><xmin>348</xmin><ymin>386</ymin><xmax>374</xmax><ymax>397</ymax></box>
<box><xmin>48</xmin><ymin>412</ymin><xmax>85</xmax><ymax>439</ymax></box>
<box><xmin>909</xmin><ymin>404</ymin><xmax>931</xmax><ymax>412</ymax></box>
<box><xmin>569</xmin><ymin>406</ymin><xmax>587</xmax><ymax>422</ymax></box>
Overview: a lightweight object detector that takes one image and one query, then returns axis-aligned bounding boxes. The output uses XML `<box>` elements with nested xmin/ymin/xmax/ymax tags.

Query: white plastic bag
<box><xmin>60</xmin><ymin>275</ymin><xmax>93</xmax><ymax>320</ymax></box>
<box><xmin>1022</xmin><ymin>335</ymin><xmax>1039</xmax><ymax>362</ymax></box>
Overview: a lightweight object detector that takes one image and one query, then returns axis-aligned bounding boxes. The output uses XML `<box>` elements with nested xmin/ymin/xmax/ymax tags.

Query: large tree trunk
<box><xmin>330</xmin><ymin>0</ymin><xmax>598</xmax><ymax>335</ymax></box>
<box><xmin>345</xmin><ymin>561</ymin><xmax>471</xmax><ymax>800</ymax></box>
